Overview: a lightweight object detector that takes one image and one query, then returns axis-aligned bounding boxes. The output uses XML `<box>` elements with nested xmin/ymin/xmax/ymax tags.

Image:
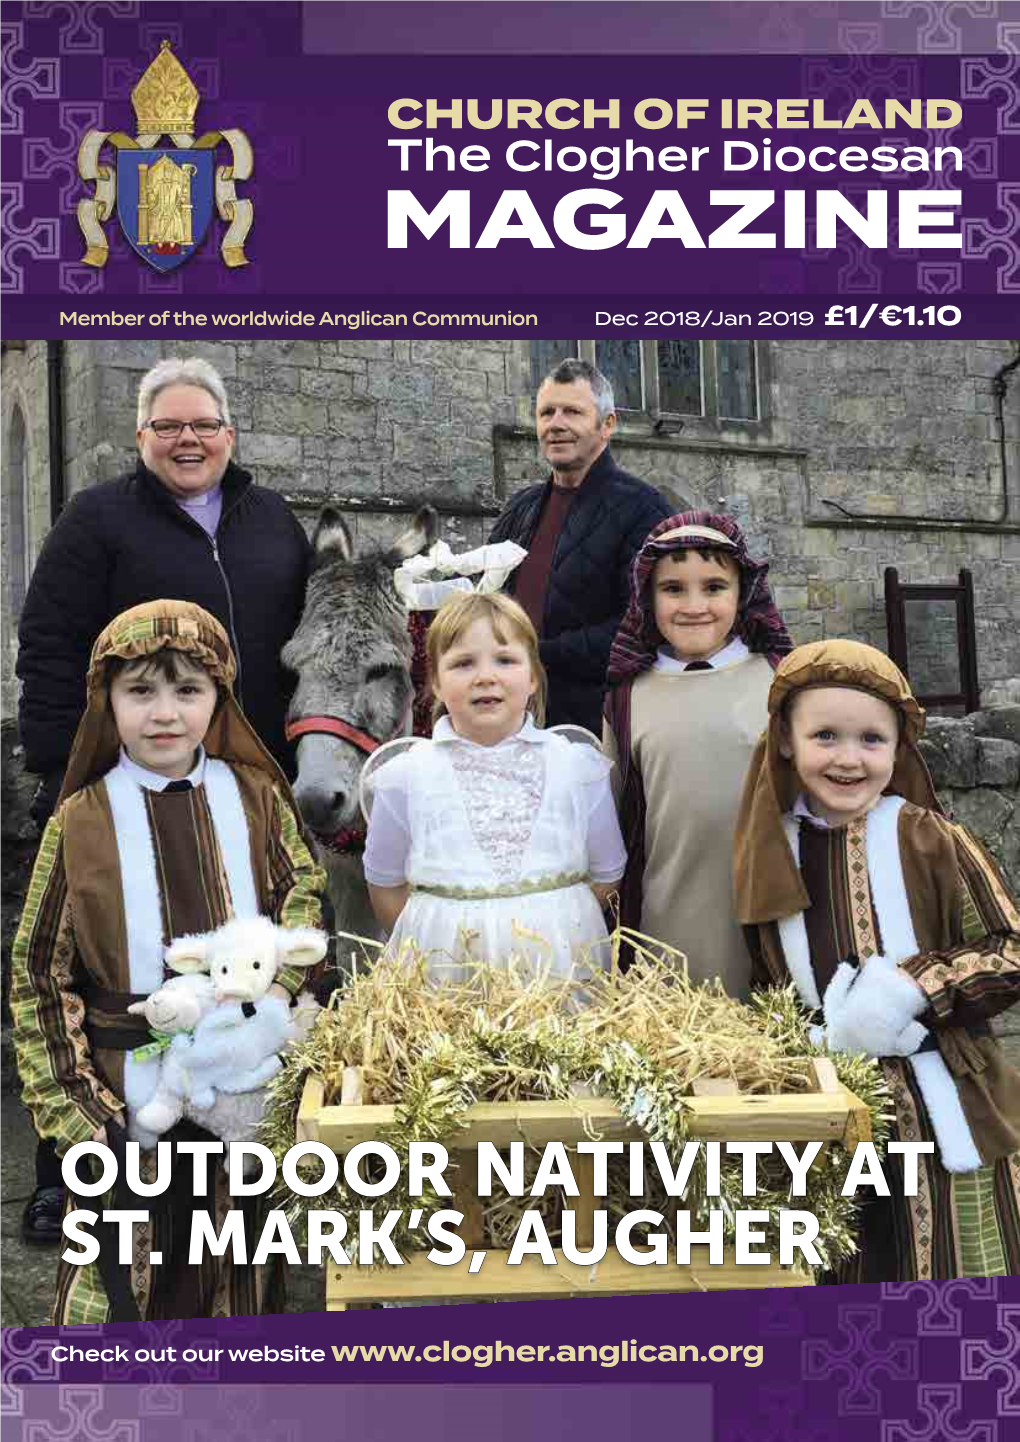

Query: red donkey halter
<box><xmin>285</xmin><ymin>706</ymin><xmax>412</xmax><ymax>853</ymax></box>
<box><xmin>285</xmin><ymin>714</ymin><xmax>386</xmax><ymax>757</ymax></box>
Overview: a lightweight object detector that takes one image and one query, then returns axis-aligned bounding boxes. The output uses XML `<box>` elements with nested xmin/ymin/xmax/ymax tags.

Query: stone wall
<box><xmin>498</xmin><ymin>338</ymin><xmax>1020</xmax><ymax>696</ymax></box>
<box><xmin>920</xmin><ymin>706</ymin><xmax>1020</xmax><ymax>890</ymax></box>
<box><xmin>918</xmin><ymin>704</ymin><xmax>1020</xmax><ymax>1047</ymax></box>
<box><xmin>1</xmin><ymin>342</ymin><xmax>53</xmax><ymax>718</ymax></box>
<box><xmin>3</xmin><ymin>336</ymin><xmax>1018</xmax><ymax>717</ymax></box>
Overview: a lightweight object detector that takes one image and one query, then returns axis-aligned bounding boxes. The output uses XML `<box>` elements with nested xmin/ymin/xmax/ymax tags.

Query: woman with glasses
<box><xmin>15</xmin><ymin>355</ymin><xmax>312</xmax><ymax>1246</ymax></box>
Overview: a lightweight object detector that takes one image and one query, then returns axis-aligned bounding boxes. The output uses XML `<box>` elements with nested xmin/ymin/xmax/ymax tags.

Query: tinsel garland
<box><xmin>261</xmin><ymin>953</ymin><xmax>892</xmax><ymax>1275</ymax></box>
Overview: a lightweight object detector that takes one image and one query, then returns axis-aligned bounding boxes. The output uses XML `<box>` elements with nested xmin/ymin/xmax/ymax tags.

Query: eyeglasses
<box><xmin>143</xmin><ymin>418</ymin><xmax>228</xmax><ymax>440</ymax></box>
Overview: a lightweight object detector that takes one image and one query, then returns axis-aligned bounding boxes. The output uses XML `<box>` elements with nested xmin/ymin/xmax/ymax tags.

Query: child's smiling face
<box><xmin>781</xmin><ymin>685</ymin><xmax>899</xmax><ymax>827</ymax></box>
<box><xmin>110</xmin><ymin>655</ymin><xmax>218</xmax><ymax>778</ymax></box>
<box><xmin>652</xmin><ymin>549</ymin><xmax>740</xmax><ymax>662</ymax></box>
<box><xmin>433</xmin><ymin>615</ymin><xmax>537</xmax><ymax>747</ymax></box>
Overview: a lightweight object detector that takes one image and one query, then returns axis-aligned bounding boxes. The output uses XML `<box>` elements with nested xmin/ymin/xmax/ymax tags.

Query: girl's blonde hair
<box><xmin>427</xmin><ymin>591</ymin><xmax>548</xmax><ymax>727</ymax></box>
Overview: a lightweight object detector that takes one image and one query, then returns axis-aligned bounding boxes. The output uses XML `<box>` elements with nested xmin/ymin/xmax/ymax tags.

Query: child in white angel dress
<box><xmin>363</xmin><ymin>592</ymin><xmax>626</xmax><ymax>977</ymax></box>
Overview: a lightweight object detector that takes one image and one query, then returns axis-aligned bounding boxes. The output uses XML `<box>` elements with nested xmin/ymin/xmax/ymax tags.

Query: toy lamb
<box><xmin>127</xmin><ymin>916</ymin><xmax>327</xmax><ymax>1148</ymax></box>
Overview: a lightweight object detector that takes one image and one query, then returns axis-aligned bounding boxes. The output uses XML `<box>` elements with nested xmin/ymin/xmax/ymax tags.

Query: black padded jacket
<box><xmin>16</xmin><ymin>459</ymin><xmax>311</xmax><ymax>778</ymax></box>
<box><xmin>489</xmin><ymin>448</ymin><xmax>672</xmax><ymax>733</ymax></box>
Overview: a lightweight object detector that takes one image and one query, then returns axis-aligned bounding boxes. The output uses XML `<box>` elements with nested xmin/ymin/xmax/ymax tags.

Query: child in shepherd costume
<box><xmin>603</xmin><ymin>511</ymin><xmax>792</xmax><ymax>993</ymax></box>
<box><xmin>734</xmin><ymin>639</ymin><xmax>1020</xmax><ymax>1280</ymax></box>
<box><xmin>10</xmin><ymin>599</ymin><xmax>326</xmax><ymax>1323</ymax></box>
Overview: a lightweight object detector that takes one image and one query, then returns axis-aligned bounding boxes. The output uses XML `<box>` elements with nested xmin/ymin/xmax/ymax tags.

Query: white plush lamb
<box><xmin>128</xmin><ymin>917</ymin><xmax>326</xmax><ymax>1147</ymax></box>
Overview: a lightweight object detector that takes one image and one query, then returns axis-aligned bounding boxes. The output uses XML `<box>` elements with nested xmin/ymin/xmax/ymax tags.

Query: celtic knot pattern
<box><xmin>24</xmin><ymin>3</ymin><xmax>138</xmax><ymax>55</ymax></box>
<box><xmin>722</xmin><ymin>1384</ymin><xmax>840</xmax><ymax>1442</ymax></box>
<box><xmin>803</xmin><ymin>54</ymin><xmax>921</xmax><ymax>111</ymax></box>
<box><xmin>917</xmin><ymin>260</ymin><xmax>963</xmax><ymax>292</ymax></box>
<box><xmin>24</xmin><ymin>100</ymin><xmax>103</xmax><ymax>209</ymax></box>
<box><xmin>803</xmin><ymin>1302</ymin><xmax>919</xmax><ymax>1415</ymax></box>
<box><xmin>94</xmin><ymin>1319</ymin><xmax>221</xmax><ymax>1385</ymax></box>
<box><xmin>882</xmin><ymin>1278</ymin><xmax>1000</xmax><ymax>1336</ymax></box>
<box><xmin>881</xmin><ymin>1383</ymin><xmax>995</xmax><ymax>1442</ymax></box>
<box><xmin>961</xmin><ymin>54</ymin><xmax>1020</xmax><ymax>133</ymax></box>
<box><xmin>60</xmin><ymin>259</ymin><xmax>103</xmax><ymax>291</ymax></box>
<box><xmin>1</xmin><ymin>1332</ymin><xmax>61</xmax><ymax>1390</ymax></box>
<box><xmin>1</xmin><ymin>180</ymin><xmax>59</xmax><ymax>292</ymax></box>
<box><xmin>1</xmin><ymin>19</ymin><xmax>59</xmax><ymax>135</ymax></box>
<box><xmin>23</xmin><ymin>1386</ymin><xmax>139</xmax><ymax>1442</ymax></box>
<box><xmin>961</xmin><ymin>1303</ymin><xmax>1020</xmax><ymax>1416</ymax></box>
<box><xmin>963</xmin><ymin>184</ymin><xmax>1020</xmax><ymax>292</ymax></box>
<box><xmin>881</xmin><ymin>1</ymin><xmax>998</xmax><ymax>54</ymax></box>
<box><xmin>183</xmin><ymin>1387</ymin><xmax>300</xmax><ymax>1442</ymax></box>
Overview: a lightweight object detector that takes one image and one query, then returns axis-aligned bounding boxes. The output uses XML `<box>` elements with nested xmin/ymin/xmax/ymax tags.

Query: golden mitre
<box><xmin>131</xmin><ymin>40</ymin><xmax>199</xmax><ymax>136</ymax></box>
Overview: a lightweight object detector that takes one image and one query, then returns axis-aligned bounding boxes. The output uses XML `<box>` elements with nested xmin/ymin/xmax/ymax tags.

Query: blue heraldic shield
<box><xmin>116</xmin><ymin>149</ymin><xmax>216</xmax><ymax>271</ymax></box>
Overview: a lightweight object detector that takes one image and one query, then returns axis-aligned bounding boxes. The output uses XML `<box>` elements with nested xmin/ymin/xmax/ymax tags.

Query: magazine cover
<box><xmin>2</xmin><ymin>4</ymin><xmax>1018</xmax><ymax>1440</ymax></box>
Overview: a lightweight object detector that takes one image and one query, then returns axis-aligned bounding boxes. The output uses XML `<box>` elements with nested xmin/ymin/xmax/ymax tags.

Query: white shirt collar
<box><xmin>791</xmin><ymin>790</ymin><xmax>888</xmax><ymax>831</ymax></box>
<box><xmin>432</xmin><ymin>714</ymin><xmax>546</xmax><ymax>748</ymax></box>
<box><xmin>792</xmin><ymin>792</ymin><xmax>832</xmax><ymax>829</ymax></box>
<box><xmin>653</xmin><ymin>635</ymin><xmax>750</xmax><ymax>673</ymax></box>
<box><xmin>117</xmin><ymin>744</ymin><xmax>207</xmax><ymax>792</ymax></box>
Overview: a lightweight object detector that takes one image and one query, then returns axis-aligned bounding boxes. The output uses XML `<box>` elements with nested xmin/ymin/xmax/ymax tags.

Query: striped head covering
<box><xmin>59</xmin><ymin>599</ymin><xmax>289</xmax><ymax>804</ymax></box>
<box><xmin>607</xmin><ymin>510</ymin><xmax>793</xmax><ymax>684</ymax></box>
<box><xmin>734</xmin><ymin>639</ymin><xmax>941</xmax><ymax>924</ymax></box>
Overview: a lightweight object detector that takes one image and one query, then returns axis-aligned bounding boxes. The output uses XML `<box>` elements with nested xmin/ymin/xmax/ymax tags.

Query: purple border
<box><xmin>303</xmin><ymin>3</ymin><xmax>1020</xmax><ymax>56</ymax></box>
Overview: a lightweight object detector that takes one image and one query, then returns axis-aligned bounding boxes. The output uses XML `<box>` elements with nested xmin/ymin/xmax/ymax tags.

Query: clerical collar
<box><xmin>179</xmin><ymin>483</ymin><xmax>222</xmax><ymax>509</ymax></box>
<box><xmin>117</xmin><ymin>746</ymin><xmax>207</xmax><ymax>792</ymax></box>
<box><xmin>653</xmin><ymin>635</ymin><xmax>750</xmax><ymax>673</ymax></box>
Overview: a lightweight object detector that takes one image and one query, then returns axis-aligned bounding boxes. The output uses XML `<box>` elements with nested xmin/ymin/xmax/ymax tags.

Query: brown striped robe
<box><xmin>10</xmin><ymin>761</ymin><xmax>325</xmax><ymax>1324</ymax></box>
<box><xmin>747</xmin><ymin>802</ymin><xmax>1020</xmax><ymax>1282</ymax></box>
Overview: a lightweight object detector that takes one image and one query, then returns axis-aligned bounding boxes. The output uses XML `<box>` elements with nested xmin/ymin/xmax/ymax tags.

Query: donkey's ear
<box><xmin>312</xmin><ymin>506</ymin><xmax>354</xmax><ymax>562</ymax></box>
<box><xmin>388</xmin><ymin>505</ymin><xmax>438</xmax><ymax>563</ymax></box>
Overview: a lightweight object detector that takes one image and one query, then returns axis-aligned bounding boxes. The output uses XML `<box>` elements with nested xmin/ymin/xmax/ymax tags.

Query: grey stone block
<box><xmin>300</xmin><ymin>369</ymin><xmax>354</xmax><ymax>400</ymax></box>
<box><xmin>920</xmin><ymin>717</ymin><xmax>978</xmax><ymax>789</ymax></box>
<box><xmin>239</xmin><ymin>432</ymin><xmax>302</xmax><ymax>467</ymax></box>
<box><xmin>335</xmin><ymin>340</ymin><xmax>395</xmax><ymax>361</ymax></box>
<box><xmin>973</xmin><ymin>705</ymin><xmax>1020</xmax><ymax>746</ymax></box>
<box><xmin>184</xmin><ymin>342</ymin><xmax>238</xmax><ymax>378</ymax></box>
<box><xmin>975</xmin><ymin>737</ymin><xmax>1020</xmax><ymax>788</ymax></box>
<box><xmin>944</xmin><ymin>785</ymin><xmax>1014</xmax><ymax>850</ymax></box>
<box><xmin>367</xmin><ymin>363</ymin><xmax>434</xmax><ymax>403</ymax></box>
<box><xmin>327</xmin><ymin>398</ymin><xmax>378</xmax><ymax>441</ymax></box>
<box><xmin>1</xmin><ymin>724</ymin><xmax>36</xmax><ymax>844</ymax></box>
<box><xmin>254</xmin><ymin>391</ymin><xmax>328</xmax><ymax>437</ymax></box>
<box><xmin>1000</xmin><ymin>805</ymin><xmax>1020</xmax><ymax>888</ymax></box>
<box><xmin>265</xmin><ymin>340</ymin><xmax>323</xmax><ymax>368</ymax></box>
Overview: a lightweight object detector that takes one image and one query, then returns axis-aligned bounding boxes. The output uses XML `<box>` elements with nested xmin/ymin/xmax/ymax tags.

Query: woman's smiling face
<box><xmin>137</xmin><ymin>383</ymin><xmax>235</xmax><ymax>499</ymax></box>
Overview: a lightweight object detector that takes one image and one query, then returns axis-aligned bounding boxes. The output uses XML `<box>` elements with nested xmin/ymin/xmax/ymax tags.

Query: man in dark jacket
<box><xmin>15</xmin><ymin>356</ymin><xmax>311</xmax><ymax>1244</ymax></box>
<box><xmin>489</xmin><ymin>358</ymin><xmax>672</xmax><ymax>733</ymax></box>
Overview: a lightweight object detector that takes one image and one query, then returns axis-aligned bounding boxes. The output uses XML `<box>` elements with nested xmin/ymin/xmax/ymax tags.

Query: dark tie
<box><xmin>163</xmin><ymin>779</ymin><xmax>193</xmax><ymax>793</ymax></box>
<box><xmin>684</xmin><ymin>661</ymin><xmax>713</xmax><ymax>672</ymax></box>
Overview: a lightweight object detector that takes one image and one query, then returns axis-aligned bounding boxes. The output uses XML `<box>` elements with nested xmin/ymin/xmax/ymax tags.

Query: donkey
<box><xmin>282</xmin><ymin>504</ymin><xmax>438</xmax><ymax>944</ymax></box>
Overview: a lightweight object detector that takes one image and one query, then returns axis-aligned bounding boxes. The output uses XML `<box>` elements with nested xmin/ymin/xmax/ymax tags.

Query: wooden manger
<box><xmin>296</xmin><ymin>1058</ymin><xmax>872</xmax><ymax>1307</ymax></box>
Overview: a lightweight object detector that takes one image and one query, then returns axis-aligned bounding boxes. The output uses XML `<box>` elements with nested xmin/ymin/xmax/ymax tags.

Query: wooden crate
<box><xmin>295</xmin><ymin>1058</ymin><xmax>871</xmax><ymax>1307</ymax></box>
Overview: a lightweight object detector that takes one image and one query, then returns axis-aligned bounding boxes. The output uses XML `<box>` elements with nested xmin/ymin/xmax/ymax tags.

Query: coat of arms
<box><xmin>77</xmin><ymin>41</ymin><xmax>253</xmax><ymax>271</ymax></box>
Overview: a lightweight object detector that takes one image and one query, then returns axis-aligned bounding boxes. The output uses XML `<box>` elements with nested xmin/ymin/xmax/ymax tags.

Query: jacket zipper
<box><xmin>140</xmin><ymin>462</ymin><xmax>248</xmax><ymax>704</ymax></box>
<box><xmin>208</xmin><ymin>533</ymin><xmax>243</xmax><ymax>705</ymax></box>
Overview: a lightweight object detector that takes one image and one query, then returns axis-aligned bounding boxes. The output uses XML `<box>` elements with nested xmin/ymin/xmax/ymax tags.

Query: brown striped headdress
<box><xmin>733</xmin><ymin>639</ymin><xmax>943</xmax><ymax>924</ymax></box>
<box><xmin>59</xmin><ymin>599</ymin><xmax>288</xmax><ymax>803</ymax></box>
<box><xmin>607</xmin><ymin>510</ymin><xmax>793</xmax><ymax>685</ymax></box>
